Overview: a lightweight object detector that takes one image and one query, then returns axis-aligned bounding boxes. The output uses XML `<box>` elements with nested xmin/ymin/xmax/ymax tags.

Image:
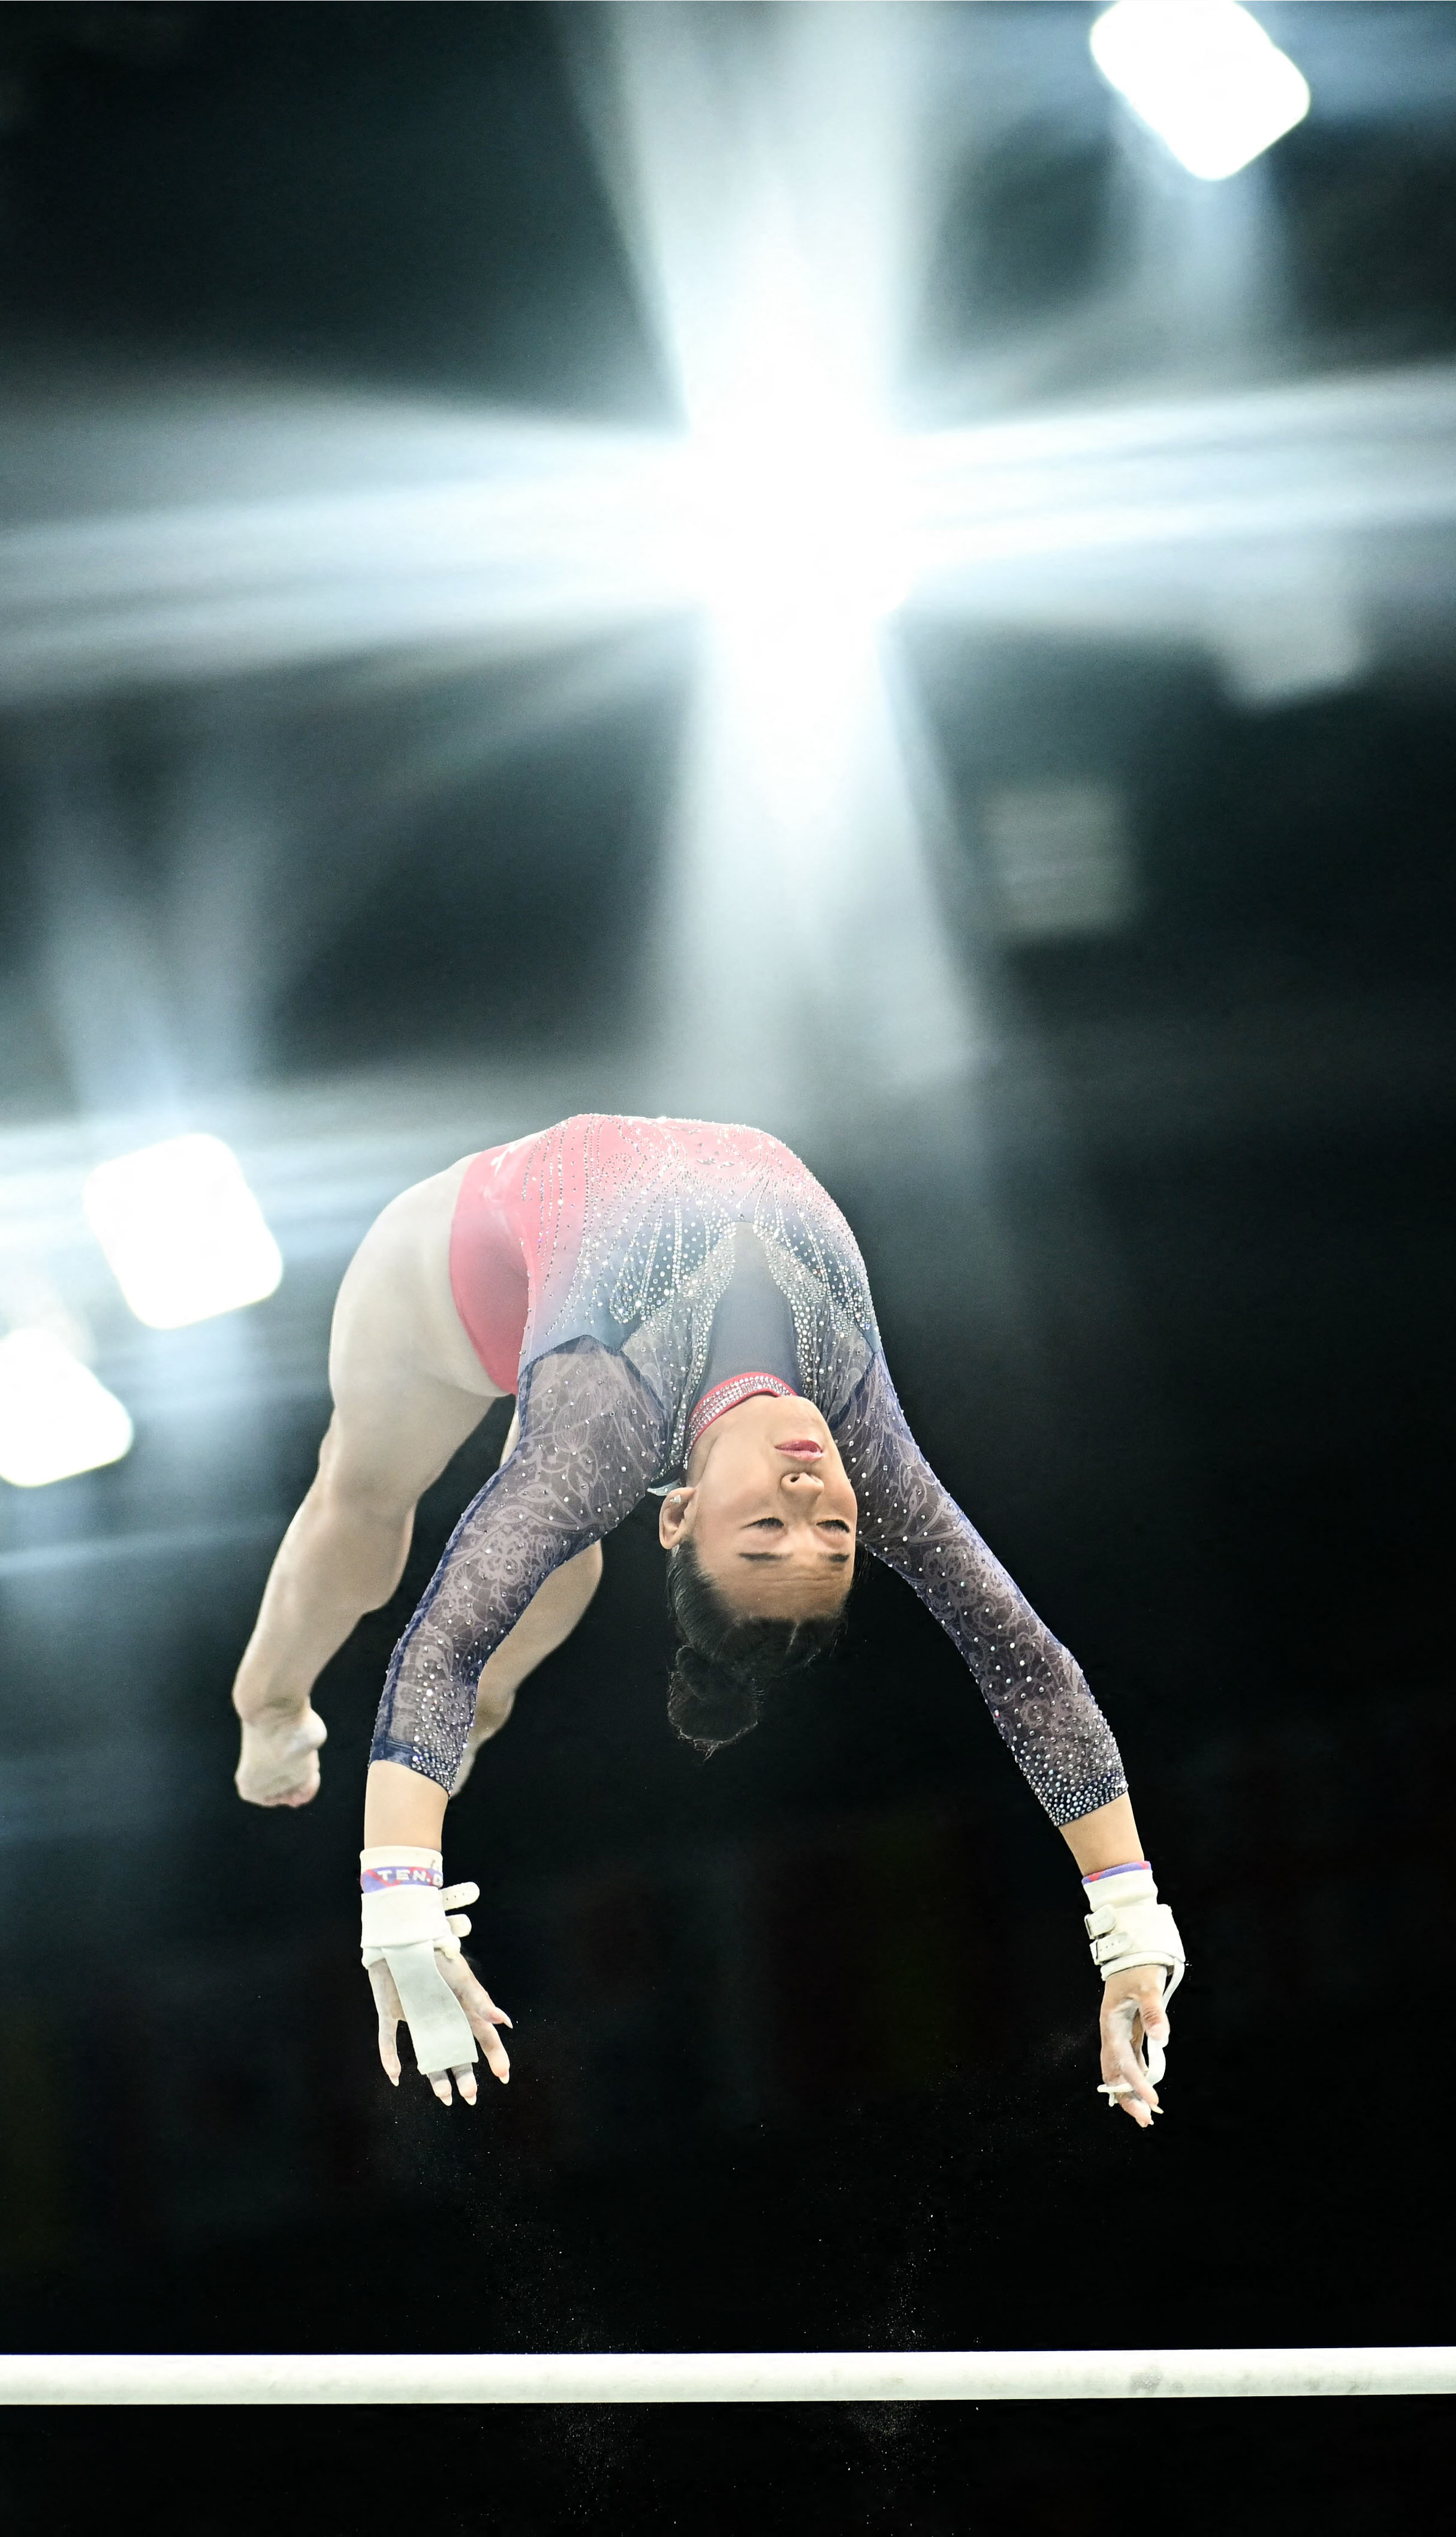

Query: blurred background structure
<box><xmin>0</xmin><ymin>6</ymin><xmax>1453</xmax><ymax>2527</ymax></box>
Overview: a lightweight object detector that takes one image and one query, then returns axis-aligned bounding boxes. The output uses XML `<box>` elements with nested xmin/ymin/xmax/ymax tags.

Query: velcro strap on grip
<box><xmin>1081</xmin><ymin>1863</ymin><xmax>1186</xmax><ymax>2002</ymax></box>
<box><xmin>360</xmin><ymin>1849</ymin><xmax>462</xmax><ymax>1959</ymax></box>
<box><xmin>361</xmin><ymin>1884</ymin><xmax>460</xmax><ymax>1953</ymax></box>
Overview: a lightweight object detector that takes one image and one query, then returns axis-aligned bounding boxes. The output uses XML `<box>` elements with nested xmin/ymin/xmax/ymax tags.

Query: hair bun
<box><xmin>664</xmin><ymin>1538</ymin><xmax>851</xmax><ymax>1759</ymax></box>
<box><xmin>666</xmin><ymin>1647</ymin><xmax>760</xmax><ymax>1755</ymax></box>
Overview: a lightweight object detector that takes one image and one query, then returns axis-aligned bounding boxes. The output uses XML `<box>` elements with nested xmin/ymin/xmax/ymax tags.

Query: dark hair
<box><xmin>665</xmin><ymin>1535</ymin><xmax>849</xmax><ymax>1757</ymax></box>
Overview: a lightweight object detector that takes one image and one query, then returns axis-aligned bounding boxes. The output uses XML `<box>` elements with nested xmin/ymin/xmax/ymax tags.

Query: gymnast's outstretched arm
<box><xmin>368</xmin><ymin>1340</ymin><xmax>667</xmax><ymax>1789</ymax></box>
<box><xmin>357</xmin><ymin>1339</ymin><xmax>668</xmax><ymax>2104</ymax></box>
<box><xmin>833</xmin><ymin>1352</ymin><xmax>1183</xmax><ymax>2126</ymax></box>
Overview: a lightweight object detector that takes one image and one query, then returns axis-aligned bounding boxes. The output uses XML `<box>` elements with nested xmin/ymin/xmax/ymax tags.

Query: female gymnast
<box><xmin>232</xmin><ymin>1114</ymin><xmax>1184</xmax><ymax>2126</ymax></box>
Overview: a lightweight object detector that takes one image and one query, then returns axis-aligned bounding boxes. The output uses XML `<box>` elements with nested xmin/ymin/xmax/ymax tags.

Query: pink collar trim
<box><xmin>685</xmin><ymin>1373</ymin><xmax>798</xmax><ymax>1459</ymax></box>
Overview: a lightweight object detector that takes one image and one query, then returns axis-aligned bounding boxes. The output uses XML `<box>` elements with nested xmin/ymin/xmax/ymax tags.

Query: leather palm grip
<box><xmin>379</xmin><ymin>1941</ymin><xmax>478</xmax><ymax>2078</ymax></box>
<box><xmin>1083</xmin><ymin>1862</ymin><xmax>1186</xmax><ymax>2003</ymax></box>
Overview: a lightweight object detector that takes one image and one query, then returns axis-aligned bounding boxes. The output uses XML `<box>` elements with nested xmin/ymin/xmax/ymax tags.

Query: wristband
<box><xmin>359</xmin><ymin>1846</ymin><xmax>463</xmax><ymax>1957</ymax></box>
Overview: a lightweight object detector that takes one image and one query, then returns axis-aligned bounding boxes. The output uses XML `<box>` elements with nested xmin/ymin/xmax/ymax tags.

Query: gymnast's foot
<box><xmin>235</xmin><ymin>1706</ymin><xmax>327</xmax><ymax>1808</ymax></box>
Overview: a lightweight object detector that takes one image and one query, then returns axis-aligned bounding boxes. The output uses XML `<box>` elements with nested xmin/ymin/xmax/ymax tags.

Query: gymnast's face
<box><xmin>658</xmin><ymin>1391</ymin><xmax>857</xmax><ymax>1619</ymax></box>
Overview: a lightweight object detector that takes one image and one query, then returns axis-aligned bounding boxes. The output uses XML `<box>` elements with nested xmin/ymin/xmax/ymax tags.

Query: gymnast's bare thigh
<box><xmin>231</xmin><ymin>1158</ymin><xmax>505</xmax><ymax>1804</ymax></box>
<box><xmin>334</xmin><ymin>1156</ymin><xmax>505</xmax><ymax>1420</ymax></box>
<box><xmin>325</xmin><ymin>1156</ymin><xmax>505</xmax><ymax>1487</ymax></box>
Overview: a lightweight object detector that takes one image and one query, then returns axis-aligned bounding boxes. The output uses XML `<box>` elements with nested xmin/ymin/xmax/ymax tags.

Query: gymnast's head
<box><xmin>657</xmin><ymin>1391</ymin><xmax>855</xmax><ymax>1755</ymax></box>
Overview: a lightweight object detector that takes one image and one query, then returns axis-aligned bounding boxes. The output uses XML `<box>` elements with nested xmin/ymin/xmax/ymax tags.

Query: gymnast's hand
<box><xmin>366</xmin><ymin>1938</ymin><xmax>513</xmax><ymax>2108</ymax></box>
<box><xmin>1098</xmin><ymin>1966</ymin><xmax>1170</xmax><ymax>2129</ymax></box>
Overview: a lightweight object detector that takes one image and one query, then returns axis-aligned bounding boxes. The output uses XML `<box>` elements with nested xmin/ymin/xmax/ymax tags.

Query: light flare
<box><xmin>84</xmin><ymin>1133</ymin><xmax>283</xmax><ymax>1330</ymax></box>
<box><xmin>0</xmin><ymin>1328</ymin><xmax>133</xmax><ymax>1489</ymax></box>
<box><xmin>1091</xmin><ymin>0</ymin><xmax>1310</xmax><ymax>183</ymax></box>
<box><xmin>589</xmin><ymin>1</ymin><xmax>972</xmax><ymax>1111</ymax></box>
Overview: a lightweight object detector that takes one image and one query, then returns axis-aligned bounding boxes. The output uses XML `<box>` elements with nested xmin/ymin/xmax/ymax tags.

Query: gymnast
<box><xmin>231</xmin><ymin>1114</ymin><xmax>1184</xmax><ymax>2124</ymax></box>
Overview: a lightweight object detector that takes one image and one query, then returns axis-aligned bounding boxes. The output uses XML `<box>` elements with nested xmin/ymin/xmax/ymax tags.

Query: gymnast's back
<box><xmin>447</xmin><ymin>1113</ymin><xmax>882</xmax><ymax>1470</ymax></box>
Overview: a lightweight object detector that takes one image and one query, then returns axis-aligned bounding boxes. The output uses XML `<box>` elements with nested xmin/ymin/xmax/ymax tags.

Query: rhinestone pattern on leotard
<box><xmin>685</xmin><ymin>1373</ymin><xmax>797</xmax><ymax>1457</ymax></box>
<box><xmin>370</xmin><ymin>1116</ymin><xmax>1127</xmax><ymax>1825</ymax></box>
<box><xmin>504</xmin><ymin>1114</ymin><xmax>882</xmax><ymax>1472</ymax></box>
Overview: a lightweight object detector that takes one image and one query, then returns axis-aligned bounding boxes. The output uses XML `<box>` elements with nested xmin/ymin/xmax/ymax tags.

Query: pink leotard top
<box><xmin>448</xmin><ymin>1138</ymin><xmax>536</xmax><ymax>1397</ymax></box>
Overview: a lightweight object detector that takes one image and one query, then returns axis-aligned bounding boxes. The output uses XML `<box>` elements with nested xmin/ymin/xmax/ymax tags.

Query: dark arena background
<box><xmin>0</xmin><ymin>3</ymin><xmax>1453</xmax><ymax>2527</ymax></box>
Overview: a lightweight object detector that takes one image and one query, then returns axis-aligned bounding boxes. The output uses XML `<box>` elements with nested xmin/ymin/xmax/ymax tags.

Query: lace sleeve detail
<box><xmin>833</xmin><ymin>1355</ymin><xmax>1128</xmax><ymax>1827</ymax></box>
<box><xmin>370</xmin><ymin>1340</ymin><xmax>667</xmax><ymax>1791</ymax></box>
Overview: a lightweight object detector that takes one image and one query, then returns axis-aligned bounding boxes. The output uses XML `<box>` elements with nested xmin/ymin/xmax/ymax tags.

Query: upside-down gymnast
<box><xmin>232</xmin><ymin>1113</ymin><xmax>1184</xmax><ymax>2123</ymax></box>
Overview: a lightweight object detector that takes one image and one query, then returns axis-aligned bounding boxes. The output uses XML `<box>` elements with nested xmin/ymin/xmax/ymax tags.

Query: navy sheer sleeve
<box><xmin>832</xmin><ymin>1354</ymin><xmax>1128</xmax><ymax>1827</ymax></box>
<box><xmin>370</xmin><ymin>1340</ymin><xmax>668</xmax><ymax>1791</ymax></box>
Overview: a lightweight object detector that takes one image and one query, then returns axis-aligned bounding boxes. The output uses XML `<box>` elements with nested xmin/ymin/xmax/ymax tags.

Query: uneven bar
<box><xmin>1</xmin><ymin>2349</ymin><xmax>1453</xmax><ymax>2405</ymax></box>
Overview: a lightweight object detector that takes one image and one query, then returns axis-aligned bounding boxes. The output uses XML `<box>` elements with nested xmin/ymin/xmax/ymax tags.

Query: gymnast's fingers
<box><xmin>366</xmin><ymin>1960</ymin><xmax>404</xmax><ymax>2088</ymax></box>
<box><xmin>1100</xmin><ymin>1984</ymin><xmax>1162</xmax><ymax>2127</ymax></box>
<box><xmin>1143</xmin><ymin>2000</ymin><xmax>1171</xmax><ymax>2089</ymax></box>
<box><xmin>1124</xmin><ymin>1970</ymin><xmax>1171</xmax><ymax>2083</ymax></box>
<box><xmin>447</xmin><ymin>2059</ymin><xmax>477</xmax><ymax>2107</ymax></box>
<box><xmin>438</xmin><ymin>1953</ymin><xmax>513</xmax><ymax>2083</ymax></box>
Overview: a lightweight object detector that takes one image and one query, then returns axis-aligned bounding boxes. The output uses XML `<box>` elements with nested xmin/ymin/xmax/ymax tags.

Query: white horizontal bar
<box><xmin>1</xmin><ymin>2349</ymin><xmax>1452</xmax><ymax>2406</ymax></box>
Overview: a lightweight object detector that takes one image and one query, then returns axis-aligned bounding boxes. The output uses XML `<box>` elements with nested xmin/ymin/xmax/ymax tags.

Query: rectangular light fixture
<box><xmin>83</xmin><ymin>1132</ymin><xmax>283</xmax><ymax>1331</ymax></box>
<box><xmin>0</xmin><ymin>1328</ymin><xmax>134</xmax><ymax>1488</ymax></box>
<box><xmin>1090</xmin><ymin>0</ymin><xmax>1310</xmax><ymax>182</ymax></box>
<box><xmin>982</xmin><ymin>781</ymin><xmax>1135</xmax><ymax>942</ymax></box>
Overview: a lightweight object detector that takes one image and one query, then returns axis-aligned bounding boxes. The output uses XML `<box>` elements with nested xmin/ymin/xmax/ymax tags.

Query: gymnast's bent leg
<box><xmin>231</xmin><ymin>1162</ymin><xmax>600</xmax><ymax>1806</ymax></box>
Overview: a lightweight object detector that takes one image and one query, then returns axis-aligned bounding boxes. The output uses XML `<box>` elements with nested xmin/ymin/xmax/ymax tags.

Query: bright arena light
<box><xmin>673</xmin><ymin>360</ymin><xmax>912</xmax><ymax>767</ymax></box>
<box><xmin>683</xmin><ymin>384</ymin><xmax>909</xmax><ymax>664</ymax></box>
<box><xmin>0</xmin><ymin>1328</ymin><xmax>134</xmax><ymax>1488</ymax></box>
<box><xmin>1090</xmin><ymin>0</ymin><xmax>1310</xmax><ymax>182</ymax></box>
<box><xmin>83</xmin><ymin>1133</ymin><xmax>283</xmax><ymax>1331</ymax></box>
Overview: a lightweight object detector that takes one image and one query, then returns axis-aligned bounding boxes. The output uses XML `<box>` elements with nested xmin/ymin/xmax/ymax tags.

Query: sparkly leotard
<box><xmin>371</xmin><ymin>1116</ymin><xmax>1127</xmax><ymax>1827</ymax></box>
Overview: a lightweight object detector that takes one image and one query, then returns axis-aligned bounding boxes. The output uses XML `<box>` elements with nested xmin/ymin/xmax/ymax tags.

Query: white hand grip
<box><xmin>1083</xmin><ymin>1866</ymin><xmax>1186</xmax><ymax>2003</ymax></box>
<box><xmin>361</xmin><ymin>1875</ymin><xmax>464</xmax><ymax>1960</ymax></box>
<box><xmin>374</xmin><ymin>1941</ymin><xmax>478</xmax><ymax>2078</ymax></box>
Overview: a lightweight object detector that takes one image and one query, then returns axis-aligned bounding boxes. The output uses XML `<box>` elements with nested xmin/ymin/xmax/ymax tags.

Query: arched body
<box><xmin>372</xmin><ymin>1114</ymin><xmax>1126</xmax><ymax>1824</ymax></box>
<box><xmin>233</xmin><ymin>1114</ymin><xmax>1175</xmax><ymax>2127</ymax></box>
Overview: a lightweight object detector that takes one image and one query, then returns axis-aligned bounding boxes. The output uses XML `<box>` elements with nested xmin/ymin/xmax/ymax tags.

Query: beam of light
<box><xmin>5</xmin><ymin>359</ymin><xmax>1456</xmax><ymax>707</ymax></box>
<box><xmin>134</xmin><ymin>628</ymin><xmax>688</xmax><ymax>1121</ymax></box>
<box><xmin>657</xmin><ymin>616</ymin><xmax>970</xmax><ymax>1122</ymax></box>
<box><xmin>0</xmin><ymin>1328</ymin><xmax>133</xmax><ymax>1488</ymax></box>
<box><xmin>83</xmin><ymin>1134</ymin><xmax>282</xmax><ymax>1330</ymax></box>
<box><xmin>1090</xmin><ymin>1</ymin><xmax>1310</xmax><ymax>183</ymax></box>
<box><xmin>588</xmin><ymin>2</ymin><xmax>972</xmax><ymax>1116</ymax></box>
<box><xmin>905</xmin><ymin>368</ymin><xmax>1456</xmax><ymax>583</ymax></box>
<box><xmin>0</xmin><ymin>1</ymin><xmax>1450</xmax><ymax>1170</ymax></box>
<box><xmin>902</xmin><ymin>364</ymin><xmax>1456</xmax><ymax>700</ymax></box>
<box><xmin>0</xmin><ymin>400</ymin><xmax>695</xmax><ymax>710</ymax></box>
<box><xmin>676</xmin><ymin>376</ymin><xmax>909</xmax><ymax>698</ymax></box>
